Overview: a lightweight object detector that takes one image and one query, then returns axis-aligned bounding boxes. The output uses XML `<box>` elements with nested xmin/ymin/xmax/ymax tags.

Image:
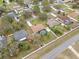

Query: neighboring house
<box><xmin>7</xmin><ymin>11</ymin><xmax>19</xmax><ymax>22</ymax></box>
<box><xmin>31</xmin><ymin>24</ymin><xmax>47</xmax><ymax>34</ymax></box>
<box><xmin>0</xmin><ymin>35</ymin><xmax>7</xmax><ymax>48</ymax></box>
<box><xmin>47</xmin><ymin>18</ymin><xmax>61</xmax><ymax>27</ymax></box>
<box><xmin>58</xmin><ymin>15</ymin><xmax>72</xmax><ymax>24</ymax></box>
<box><xmin>13</xmin><ymin>30</ymin><xmax>28</xmax><ymax>41</ymax></box>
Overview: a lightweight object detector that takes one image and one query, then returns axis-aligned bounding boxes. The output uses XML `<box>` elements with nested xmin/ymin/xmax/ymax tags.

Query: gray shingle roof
<box><xmin>7</xmin><ymin>11</ymin><xmax>19</xmax><ymax>22</ymax></box>
<box><xmin>13</xmin><ymin>30</ymin><xmax>28</xmax><ymax>41</ymax></box>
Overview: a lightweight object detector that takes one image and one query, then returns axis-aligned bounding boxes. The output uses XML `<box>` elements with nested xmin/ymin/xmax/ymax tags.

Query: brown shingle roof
<box><xmin>31</xmin><ymin>24</ymin><xmax>45</xmax><ymax>33</ymax></box>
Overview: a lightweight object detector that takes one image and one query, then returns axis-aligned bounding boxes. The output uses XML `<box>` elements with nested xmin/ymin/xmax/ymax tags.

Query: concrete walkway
<box><xmin>63</xmin><ymin>4</ymin><xmax>74</xmax><ymax>11</ymax></box>
<box><xmin>46</xmin><ymin>27</ymin><xmax>58</xmax><ymax>37</ymax></box>
<box><xmin>27</xmin><ymin>21</ymin><xmax>32</xmax><ymax>26</ymax></box>
<box><xmin>50</xmin><ymin>6</ymin><xmax>58</xmax><ymax>11</ymax></box>
<box><xmin>50</xmin><ymin>13</ymin><xmax>57</xmax><ymax>17</ymax></box>
<box><xmin>68</xmin><ymin>16</ymin><xmax>78</xmax><ymax>22</ymax></box>
<box><xmin>68</xmin><ymin>46</ymin><xmax>79</xmax><ymax>58</ymax></box>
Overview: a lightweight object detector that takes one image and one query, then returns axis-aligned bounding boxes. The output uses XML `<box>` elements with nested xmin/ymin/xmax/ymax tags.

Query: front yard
<box><xmin>54</xmin><ymin>4</ymin><xmax>67</xmax><ymax>10</ymax></box>
<box><xmin>0</xmin><ymin>0</ymin><xmax>3</xmax><ymax>5</ymax></box>
<box><xmin>31</xmin><ymin>18</ymin><xmax>47</xmax><ymax>26</ymax></box>
<box><xmin>50</xmin><ymin>25</ymin><xmax>69</xmax><ymax>36</ymax></box>
<box><xmin>25</xmin><ymin>25</ymin><xmax>79</xmax><ymax>59</ymax></box>
<box><xmin>76</xmin><ymin>16</ymin><xmax>79</xmax><ymax>22</ymax></box>
<box><xmin>40</xmin><ymin>32</ymin><xmax>56</xmax><ymax>44</ymax></box>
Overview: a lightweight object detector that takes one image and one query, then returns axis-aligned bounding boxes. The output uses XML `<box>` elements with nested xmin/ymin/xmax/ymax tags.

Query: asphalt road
<box><xmin>41</xmin><ymin>33</ymin><xmax>79</xmax><ymax>59</ymax></box>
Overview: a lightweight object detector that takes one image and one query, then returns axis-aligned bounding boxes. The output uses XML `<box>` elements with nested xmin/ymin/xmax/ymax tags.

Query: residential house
<box><xmin>58</xmin><ymin>15</ymin><xmax>72</xmax><ymax>24</ymax></box>
<box><xmin>0</xmin><ymin>35</ymin><xmax>7</xmax><ymax>48</ymax></box>
<box><xmin>47</xmin><ymin>18</ymin><xmax>61</xmax><ymax>27</ymax></box>
<box><xmin>7</xmin><ymin>11</ymin><xmax>19</xmax><ymax>22</ymax></box>
<box><xmin>13</xmin><ymin>30</ymin><xmax>28</xmax><ymax>41</ymax></box>
<box><xmin>31</xmin><ymin>24</ymin><xmax>47</xmax><ymax>34</ymax></box>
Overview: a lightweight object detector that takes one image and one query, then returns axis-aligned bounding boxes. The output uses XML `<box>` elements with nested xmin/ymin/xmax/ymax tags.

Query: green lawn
<box><xmin>41</xmin><ymin>32</ymin><xmax>56</xmax><ymax>44</ymax></box>
<box><xmin>31</xmin><ymin>18</ymin><xmax>46</xmax><ymax>25</ymax></box>
<box><xmin>54</xmin><ymin>4</ymin><xmax>72</xmax><ymax>14</ymax></box>
<box><xmin>55</xmin><ymin>4</ymin><xmax>67</xmax><ymax>9</ymax></box>
<box><xmin>0</xmin><ymin>0</ymin><xmax>3</xmax><ymax>5</ymax></box>
<box><xmin>64</xmin><ymin>8</ymin><xmax>73</xmax><ymax>13</ymax></box>
<box><xmin>51</xmin><ymin>25</ymin><xmax>67</xmax><ymax>36</ymax></box>
<box><xmin>76</xmin><ymin>16</ymin><xmax>79</xmax><ymax>22</ymax></box>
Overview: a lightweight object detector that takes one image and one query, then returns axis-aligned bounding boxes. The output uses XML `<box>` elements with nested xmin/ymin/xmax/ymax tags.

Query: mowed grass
<box><xmin>76</xmin><ymin>16</ymin><xmax>79</xmax><ymax>22</ymax></box>
<box><xmin>72</xmin><ymin>41</ymin><xmax>79</xmax><ymax>53</ymax></box>
<box><xmin>41</xmin><ymin>32</ymin><xmax>57</xmax><ymax>44</ymax></box>
<box><xmin>0</xmin><ymin>0</ymin><xmax>3</xmax><ymax>5</ymax></box>
<box><xmin>25</xmin><ymin>27</ymin><xmax>79</xmax><ymax>59</ymax></box>
<box><xmin>31</xmin><ymin>18</ymin><xmax>46</xmax><ymax>25</ymax></box>
<box><xmin>54</xmin><ymin>4</ymin><xmax>67</xmax><ymax>9</ymax></box>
